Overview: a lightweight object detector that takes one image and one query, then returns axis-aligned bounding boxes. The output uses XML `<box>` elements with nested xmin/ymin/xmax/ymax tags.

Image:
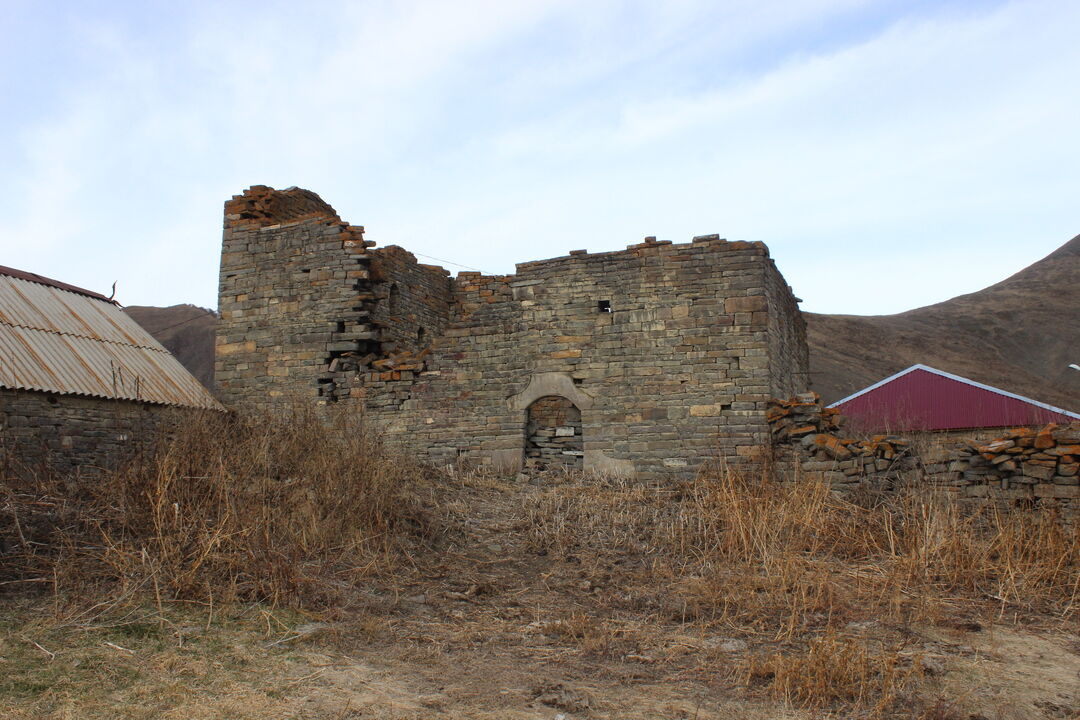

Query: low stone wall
<box><xmin>941</xmin><ymin>425</ymin><xmax>1079</xmax><ymax>501</ymax></box>
<box><xmin>769</xmin><ymin>394</ymin><xmax>1079</xmax><ymax>523</ymax></box>
<box><xmin>0</xmin><ymin>389</ymin><xmax>178</xmax><ymax>477</ymax></box>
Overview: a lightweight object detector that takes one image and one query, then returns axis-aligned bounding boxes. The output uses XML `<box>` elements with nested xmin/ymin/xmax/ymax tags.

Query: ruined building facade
<box><xmin>216</xmin><ymin>186</ymin><xmax>809</xmax><ymax>478</ymax></box>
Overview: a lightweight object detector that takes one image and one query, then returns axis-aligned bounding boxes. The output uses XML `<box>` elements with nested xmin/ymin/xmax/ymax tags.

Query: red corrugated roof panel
<box><xmin>829</xmin><ymin>365</ymin><xmax>1080</xmax><ymax>432</ymax></box>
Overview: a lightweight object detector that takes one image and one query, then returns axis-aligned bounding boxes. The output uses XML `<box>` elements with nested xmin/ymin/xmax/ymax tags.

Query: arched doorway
<box><xmin>525</xmin><ymin>396</ymin><xmax>583</xmax><ymax>471</ymax></box>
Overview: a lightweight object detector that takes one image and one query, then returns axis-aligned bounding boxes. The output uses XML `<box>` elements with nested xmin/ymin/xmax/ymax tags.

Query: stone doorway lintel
<box><xmin>507</xmin><ymin>372</ymin><xmax>594</xmax><ymax>411</ymax></box>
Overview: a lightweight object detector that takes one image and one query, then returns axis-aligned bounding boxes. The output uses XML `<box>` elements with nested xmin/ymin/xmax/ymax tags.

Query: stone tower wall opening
<box><xmin>525</xmin><ymin>396</ymin><xmax>583</xmax><ymax>471</ymax></box>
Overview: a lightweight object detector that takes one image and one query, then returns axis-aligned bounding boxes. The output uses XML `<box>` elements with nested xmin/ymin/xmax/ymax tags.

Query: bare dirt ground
<box><xmin>4</xmin><ymin>471</ymin><xmax>1079</xmax><ymax>719</ymax></box>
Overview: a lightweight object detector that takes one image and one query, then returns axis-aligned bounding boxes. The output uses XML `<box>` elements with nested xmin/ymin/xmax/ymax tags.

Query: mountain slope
<box><xmin>123</xmin><ymin>304</ymin><xmax>216</xmax><ymax>390</ymax></box>
<box><xmin>806</xmin><ymin>233</ymin><xmax>1080</xmax><ymax>411</ymax></box>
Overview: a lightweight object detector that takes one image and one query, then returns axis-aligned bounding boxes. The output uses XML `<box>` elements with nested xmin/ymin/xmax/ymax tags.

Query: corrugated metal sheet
<box><xmin>830</xmin><ymin>365</ymin><xmax>1080</xmax><ymax>431</ymax></box>
<box><xmin>0</xmin><ymin>272</ymin><xmax>222</xmax><ymax>409</ymax></box>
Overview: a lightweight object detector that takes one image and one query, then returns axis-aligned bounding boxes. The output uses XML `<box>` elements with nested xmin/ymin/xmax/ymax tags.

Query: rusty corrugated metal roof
<box><xmin>0</xmin><ymin>270</ymin><xmax>222</xmax><ymax>409</ymax></box>
<box><xmin>0</xmin><ymin>264</ymin><xmax>116</xmax><ymax>302</ymax></box>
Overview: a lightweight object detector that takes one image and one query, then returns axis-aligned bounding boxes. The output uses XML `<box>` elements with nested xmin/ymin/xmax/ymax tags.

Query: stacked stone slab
<box><xmin>952</xmin><ymin>424</ymin><xmax>1080</xmax><ymax>499</ymax></box>
<box><xmin>525</xmin><ymin>396</ymin><xmax>583</xmax><ymax>471</ymax></box>
<box><xmin>770</xmin><ymin>394</ymin><xmax>1079</xmax><ymax>523</ymax></box>
<box><xmin>769</xmin><ymin>394</ymin><xmax>916</xmax><ymax>486</ymax></box>
<box><xmin>216</xmin><ymin>186</ymin><xmax>810</xmax><ymax>479</ymax></box>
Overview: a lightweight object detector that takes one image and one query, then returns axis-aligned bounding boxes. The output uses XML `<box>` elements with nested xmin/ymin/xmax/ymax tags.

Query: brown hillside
<box><xmin>807</xmin><ymin>233</ymin><xmax>1080</xmax><ymax>411</ymax></box>
<box><xmin>123</xmin><ymin>304</ymin><xmax>216</xmax><ymax>390</ymax></box>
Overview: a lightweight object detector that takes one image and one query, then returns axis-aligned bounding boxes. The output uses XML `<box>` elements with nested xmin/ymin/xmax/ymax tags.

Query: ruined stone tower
<box><xmin>216</xmin><ymin>185</ymin><xmax>809</xmax><ymax>478</ymax></box>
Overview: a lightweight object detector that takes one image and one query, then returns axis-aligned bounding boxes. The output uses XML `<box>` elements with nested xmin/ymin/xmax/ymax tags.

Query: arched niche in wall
<box><xmin>524</xmin><ymin>395</ymin><xmax>583</xmax><ymax>470</ymax></box>
<box><xmin>505</xmin><ymin>373</ymin><xmax>594</xmax><ymax>474</ymax></box>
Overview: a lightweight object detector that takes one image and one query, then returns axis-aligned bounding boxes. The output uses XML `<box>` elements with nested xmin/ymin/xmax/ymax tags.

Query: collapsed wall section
<box><xmin>216</xmin><ymin>186</ymin><xmax>375</xmax><ymax>410</ymax></box>
<box><xmin>216</xmin><ymin>186</ymin><xmax>452</xmax><ymax>411</ymax></box>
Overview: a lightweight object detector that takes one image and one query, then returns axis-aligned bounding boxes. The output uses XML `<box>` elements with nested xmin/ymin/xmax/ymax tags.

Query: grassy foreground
<box><xmin>0</xmin><ymin>601</ymin><xmax>322</xmax><ymax>720</ymax></box>
<box><xmin>2</xmin><ymin>414</ymin><xmax>1078</xmax><ymax>718</ymax></box>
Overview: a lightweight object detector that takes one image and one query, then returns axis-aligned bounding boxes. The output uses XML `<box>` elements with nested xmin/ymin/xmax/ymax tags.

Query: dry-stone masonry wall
<box><xmin>216</xmin><ymin>186</ymin><xmax>809</xmax><ymax>479</ymax></box>
<box><xmin>769</xmin><ymin>394</ymin><xmax>1080</xmax><ymax>524</ymax></box>
<box><xmin>216</xmin><ymin>186</ymin><xmax>452</xmax><ymax>410</ymax></box>
<box><xmin>0</xmin><ymin>389</ymin><xmax>173</xmax><ymax>476</ymax></box>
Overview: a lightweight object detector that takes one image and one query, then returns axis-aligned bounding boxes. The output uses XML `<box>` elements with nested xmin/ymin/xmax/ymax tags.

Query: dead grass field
<box><xmin>2</xmin><ymin>415</ymin><xmax>1079</xmax><ymax>719</ymax></box>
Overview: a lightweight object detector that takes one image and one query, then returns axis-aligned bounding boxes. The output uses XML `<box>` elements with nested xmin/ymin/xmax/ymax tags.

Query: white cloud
<box><xmin>0</xmin><ymin>0</ymin><xmax>1077</xmax><ymax>314</ymax></box>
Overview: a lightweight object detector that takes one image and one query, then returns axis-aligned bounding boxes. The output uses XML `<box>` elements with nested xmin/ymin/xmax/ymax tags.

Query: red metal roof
<box><xmin>828</xmin><ymin>364</ymin><xmax>1080</xmax><ymax>432</ymax></box>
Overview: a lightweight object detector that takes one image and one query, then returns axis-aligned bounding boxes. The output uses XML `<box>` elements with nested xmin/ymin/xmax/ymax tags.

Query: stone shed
<box><xmin>0</xmin><ymin>265</ymin><xmax>223</xmax><ymax>475</ymax></box>
<box><xmin>216</xmin><ymin>186</ymin><xmax>809</xmax><ymax>478</ymax></box>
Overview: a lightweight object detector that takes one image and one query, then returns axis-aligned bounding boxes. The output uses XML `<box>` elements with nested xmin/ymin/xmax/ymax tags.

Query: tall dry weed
<box><xmin>742</xmin><ymin>631</ymin><xmax>921</xmax><ymax>714</ymax></box>
<box><xmin>524</xmin><ymin>468</ymin><xmax>1078</xmax><ymax>624</ymax></box>
<box><xmin>521</xmin><ymin>464</ymin><xmax>1078</xmax><ymax>713</ymax></box>
<box><xmin>1</xmin><ymin>406</ymin><xmax>422</xmax><ymax>608</ymax></box>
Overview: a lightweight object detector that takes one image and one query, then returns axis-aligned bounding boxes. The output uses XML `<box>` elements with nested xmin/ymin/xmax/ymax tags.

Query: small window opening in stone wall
<box><xmin>525</xmin><ymin>396</ymin><xmax>583</xmax><ymax>471</ymax></box>
<box><xmin>597</xmin><ymin>300</ymin><xmax>611</xmax><ymax>313</ymax></box>
<box><xmin>417</xmin><ymin>326</ymin><xmax>426</xmax><ymax>342</ymax></box>
<box><xmin>388</xmin><ymin>283</ymin><xmax>400</xmax><ymax>315</ymax></box>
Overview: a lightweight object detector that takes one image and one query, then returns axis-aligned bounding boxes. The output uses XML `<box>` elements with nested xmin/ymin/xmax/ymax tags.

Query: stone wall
<box><xmin>769</xmin><ymin>395</ymin><xmax>1079</xmax><ymax>524</ymax></box>
<box><xmin>368</xmin><ymin>246</ymin><xmax>452</xmax><ymax>356</ymax></box>
<box><xmin>216</xmin><ymin>187</ymin><xmax>810</xmax><ymax>478</ymax></box>
<box><xmin>217</xmin><ymin>186</ymin><xmax>378</xmax><ymax>410</ymax></box>
<box><xmin>764</xmin><ymin>262</ymin><xmax>809</xmax><ymax>401</ymax></box>
<box><xmin>0</xmin><ymin>389</ymin><xmax>175</xmax><ymax>476</ymax></box>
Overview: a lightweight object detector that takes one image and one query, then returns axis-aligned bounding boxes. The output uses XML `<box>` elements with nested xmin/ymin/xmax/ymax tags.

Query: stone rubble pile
<box><xmin>327</xmin><ymin>347</ymin><xmax>431</xmax><ymax>379</ymax></box>
<box><xmin>768</xmin><ymin>393</ymin><xmax>911</xmax><ymax>470</ymax></box>
<box><xmin>954</xmin><ymin>424</ymin><xmax>1080</xmax><ymax>494</ymax></box>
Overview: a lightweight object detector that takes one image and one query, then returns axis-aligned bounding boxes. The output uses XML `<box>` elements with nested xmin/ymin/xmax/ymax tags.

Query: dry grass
<box><xmin>3</xmin><ymin>439</ymin><xmax>1077</xmax><ymax>718</ymax></box>
<box><xmin>1</xmin><ymin>406</ymin><xmax>423</xmax><ymax>609</ymax></box>
<box><xmin>0</xmin><ymin>599</ymin><xmax>323</xmax><ymax>720</ymax></box>
<box><xmin>520</xmin><ymin>467</ymin><xmax>1080</xmax><ymax>715</ymax></box>
<box><xmin>525</xmin><ymin>469</ymin><xmax>1079</xmax><ymax>621</ymax></box>
<box><xmin>741</xmin><ymin>631</ymin><xmax>921</xmax><ymax>714</ymax></box>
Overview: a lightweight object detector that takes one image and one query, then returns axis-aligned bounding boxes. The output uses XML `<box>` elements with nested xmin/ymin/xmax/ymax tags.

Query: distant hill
<box><xmin>124</xmin><ymin>235</ymin><xmax>1080</xmax><ymax>413</ymax></box>
<box><xmin>123</xmin><ymin>304</ymin><xmax>216</xmax><ymax>390</ymax></box>
<box><xmin>806</xmin><ymin>233</ymin><xmax>1080</xmax><ymax>412</ymax></box>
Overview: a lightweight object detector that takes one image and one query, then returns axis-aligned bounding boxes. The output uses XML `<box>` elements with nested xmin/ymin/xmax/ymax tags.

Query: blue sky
<box><xmin>1</xmin><ymin>0</ymin><xmax>1077</xmax><ymax>314</ymax></box>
